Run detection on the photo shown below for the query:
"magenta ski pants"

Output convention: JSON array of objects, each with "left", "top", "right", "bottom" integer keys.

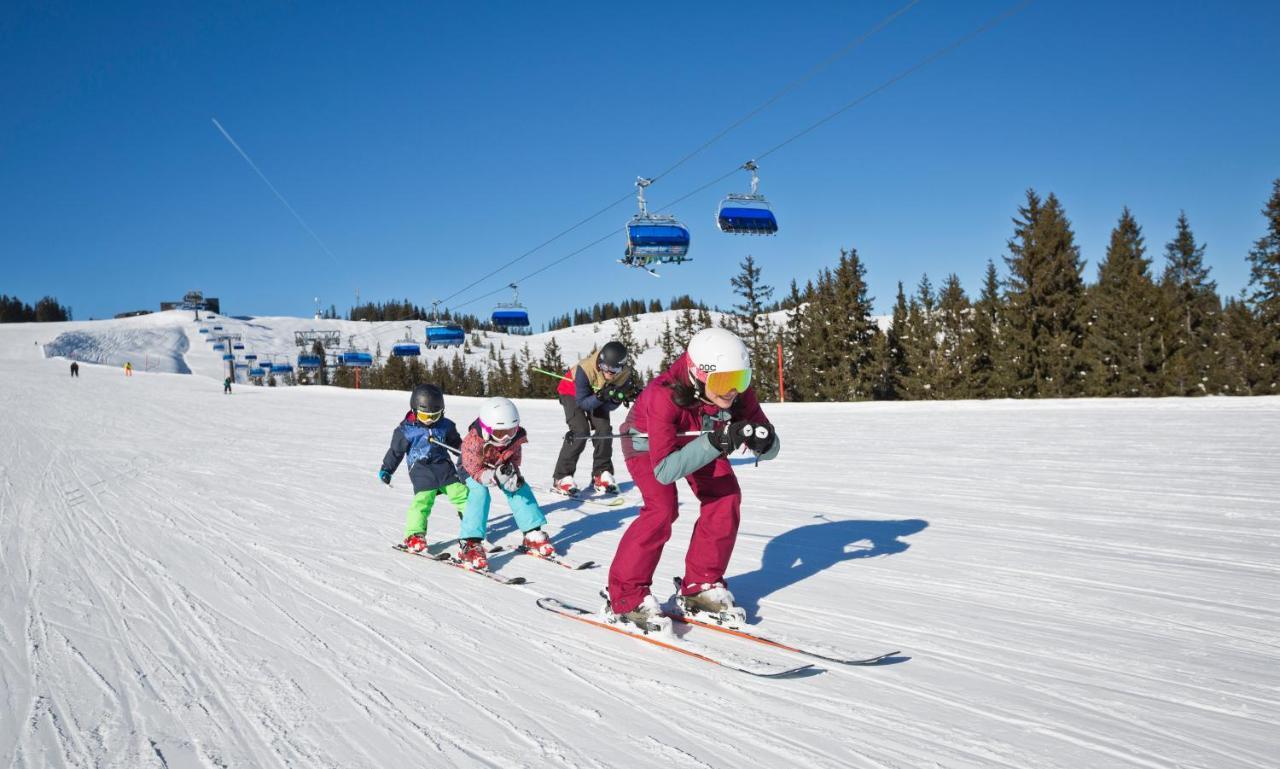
[{"left": 607, "top": 451, "right": 741, "bottom": 614}]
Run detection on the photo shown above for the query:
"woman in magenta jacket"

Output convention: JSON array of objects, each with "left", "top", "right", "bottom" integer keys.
[{"left": 608, "top": 328, "right": 780, "bottom": 631}]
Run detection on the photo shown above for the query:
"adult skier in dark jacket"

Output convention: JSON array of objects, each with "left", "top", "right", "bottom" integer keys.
[
  {"left": 551, "top": 341, "right": 639, "bottom": 496},
  {"left": 607, "top": 328, "right": 780, "bottom": 632},
  {"left": 379, "top": 384, "right": 468, "bottom": 553}
]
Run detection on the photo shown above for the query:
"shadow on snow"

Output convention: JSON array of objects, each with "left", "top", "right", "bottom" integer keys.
[{"left": 728, "top": 516, "right": 929, "bottom": 623}]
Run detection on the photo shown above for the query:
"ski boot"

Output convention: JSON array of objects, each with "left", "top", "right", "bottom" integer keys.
[
  {"left": 592, "top": 471, "right": 620, "bottom": 495},
  {"left": 457, "top": 539, "right": 489, "bottom": 570},
  {"left": 677, "top": 581, "right": 747, "bottom": 628},
  {"left": 604, "top": 592, "right": 671, "bottom": 635},
  {"left": 402, "top": 532, "right": 429, "bottom": 554},
  {"left": 552, "top": 476, "right": 580, "bottom": 497},
  {"left": 521, "top": 528, "right": 556, "bottom": 558}
]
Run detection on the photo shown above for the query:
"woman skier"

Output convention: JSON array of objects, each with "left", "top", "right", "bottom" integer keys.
[{"left": 606, "top": 327, "right": 780, "bottom": 631}]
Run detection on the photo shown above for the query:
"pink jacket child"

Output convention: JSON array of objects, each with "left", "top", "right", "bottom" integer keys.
[
  {"left": 455, "top": 397, "right": 555, "bottom": 570},
  {"left": 607, "top": 328, "right": 780, "bottom": 630}
]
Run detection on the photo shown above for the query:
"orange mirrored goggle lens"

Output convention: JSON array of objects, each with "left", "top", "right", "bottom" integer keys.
[
  {"left": 416, "top": 409, "right": 443, "bottom": 424},
  {"left": 704, "top": 368, "right": 751, "bottom": 396}
]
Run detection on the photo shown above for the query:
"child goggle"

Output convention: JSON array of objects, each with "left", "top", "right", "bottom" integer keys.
[
  {"left": 415, "top": 408, "right": 443, "bottom": 424},
  {"left": 700, "top": 368, "right": 751, "bottom": 396}
]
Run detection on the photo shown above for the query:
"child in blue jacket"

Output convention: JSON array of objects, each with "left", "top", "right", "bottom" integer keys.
[{"left": 379, "top": 384, "right": 468, "bottom": 552}]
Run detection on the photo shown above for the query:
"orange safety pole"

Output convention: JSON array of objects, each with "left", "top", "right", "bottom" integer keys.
[
  {"left": 355, "top": 368, "right": 361, "bottom": 390},
  {"left": 776, "top": 342, "right": 785, "bottom": 403}
]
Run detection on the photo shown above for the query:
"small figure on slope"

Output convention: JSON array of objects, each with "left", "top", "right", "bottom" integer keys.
[
  {"left": 606, "top": 328, "right": 779, "bottom": 632},
  {"left": 224, "top": 376, "right": 233, "bottom": 394},
  {"left": 552, "top": 341, "right": 640, "bottom": 497},
  {"left": 458, "top": 397, "right": 556, "bottom": 569},
  {"left": 379, "top": 384, "right": 469, "bottom": 554}
]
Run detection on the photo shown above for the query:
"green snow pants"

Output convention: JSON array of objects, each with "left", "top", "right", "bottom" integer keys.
[{"left": 404, "top": 482, "right": 470, "bottom": 538}]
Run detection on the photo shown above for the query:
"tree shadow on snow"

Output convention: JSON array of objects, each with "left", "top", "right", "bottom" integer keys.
[{"left": 729, "top": 516, "right": 929, "bottom": 623}]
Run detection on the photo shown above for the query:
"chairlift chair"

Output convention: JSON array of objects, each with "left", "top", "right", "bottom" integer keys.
[
  {"left": 716, "top": 161, "right": 778, "bottom": 235},
  {"left": 391, "top": 326, "right": 421, "bottom": 357},
  {"left": 297, "top": 353, "right": 323, "bottom": 370},
  {"left": 426, "top": 301, "right": 466, "bottom": 348},
  {"left": 491, "top": 284, "right": 530, "bottom": 329},
  {"left": 622, "top": 177, "right": 691, "bottom": 273}
]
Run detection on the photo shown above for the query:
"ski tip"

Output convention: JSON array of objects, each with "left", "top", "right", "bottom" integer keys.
[
  {"left": 842, "top": 651, "right": 904, "bottom": 666},
  {"left": 755, "top": 663, "right": 818, "bottom": 679},
  {"left": 576, "top": 561, "right": 597, "bottom": 570},
  {"left": 506, "top": 577, "right": 529, "bottom": 585}
]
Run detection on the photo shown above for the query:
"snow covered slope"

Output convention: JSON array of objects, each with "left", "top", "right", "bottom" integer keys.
[{"left": 1, "top": 339, "right": 1276, "bottom": 768}]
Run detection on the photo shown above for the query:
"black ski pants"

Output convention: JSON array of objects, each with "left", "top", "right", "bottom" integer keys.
[{"left": 553, "top": 394, "right": 614, "bottom": 479}]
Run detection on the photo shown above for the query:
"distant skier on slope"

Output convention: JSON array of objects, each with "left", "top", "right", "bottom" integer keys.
[
  {"left": 379, "top": 384, "right": 469, "bottom": 554},
  {"left": 124, "top": 361, "right": 133, "bottom": 377},
  {"left": 456, "top": 397, "right": 556, "bottom": 570},
  {"left": 551, "top": 340, "right": 640, "bottom": 497},
  {"left": 606, "top": 327, "right": 779, "bottom": 632},
  {"left": 224, "top": 376, "right": 233, "bottom": 394},
  {"left": 70, "top": 361, "right": 79, "bottom": 378}
]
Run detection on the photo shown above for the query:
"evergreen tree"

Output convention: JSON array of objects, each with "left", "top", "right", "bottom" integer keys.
[
  {"left": 969, "top": 260, "right": 1005, "bottom": 398},
  {"left": 1245, "top": 178, "right": 1280, "bottom": 393},
  {"left": 728, "top": 255, "right": 778, "bottom": 400},
  {"left": 615, "top": 313, "right": 640, "bottom": 357},
  {"left": 803, "top": 248, "right": 880, "bottom": 400},
  {"left": 1086, "top": 207, "right": 1161, "bottom": 396},
  {"left": 1160, "top": 211, "right": 1221, "bottom": 395},
  {"left": 781, "top": 279, "right": 818, "bottom": 401},
  {"left": 1217, "top": 296, "right": 1264, "bottom": 395},
  {"left": 657, "top": 319, "right": 678, "bottom": 371},
  {"left": 1002, "top": 190, "right": 1089, "bottom": 398},
  {"left": 935, "top": 274, "right": 971, "bottom": 398},
  {"left": 879, "top": 282, "right": 910, "bottom": 400},
  {"left": 902, "top": 274, "right": 938, "bottom": 399}
]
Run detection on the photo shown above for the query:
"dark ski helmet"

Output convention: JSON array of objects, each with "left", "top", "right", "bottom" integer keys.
[
  {"left": 410, "top": 384, "right": 445, "bottom": 424},
  {"left": 597, "top": 341, "right": 630, "bottom": 374}
]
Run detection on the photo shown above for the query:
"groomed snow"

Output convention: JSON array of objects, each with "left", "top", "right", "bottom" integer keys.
[{"left": 1, "top": 314, "right": 1277, "bottom": 768}]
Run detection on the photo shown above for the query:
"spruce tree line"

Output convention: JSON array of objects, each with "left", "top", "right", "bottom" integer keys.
[
  {"left": 0, "top": 295, "right": 72, "bottom": 322},
  {"left": 770, "top": 183, "right": 1280, "bottom": 400}
]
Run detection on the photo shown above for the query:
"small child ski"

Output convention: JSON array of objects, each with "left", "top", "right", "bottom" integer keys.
[
  {"left": 457, "top": 397, "right": 556, "bottom": 569},
  {"left": 379, "top": 384, "right": 468, "bottom": 553}
]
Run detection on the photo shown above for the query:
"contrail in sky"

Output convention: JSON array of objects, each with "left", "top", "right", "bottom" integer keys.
[{"left": 211, "top": 117, "right": 340, "bottom": 265}]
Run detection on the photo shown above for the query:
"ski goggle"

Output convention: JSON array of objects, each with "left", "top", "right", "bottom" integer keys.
[
  {"left": 482, "top": 423, "right": 519, "bottom": 444},
  {"left": 699, "top": 368, "right": 751, "bottom": 397},
  {"left": 415, "top": 408, "right": 443, "bottom": 425},
  {"left": 599, "top": 361, "right": 625, "bottom": 375}
]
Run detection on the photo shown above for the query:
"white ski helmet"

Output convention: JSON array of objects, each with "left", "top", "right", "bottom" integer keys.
[
  {"left": 477, "top": 396, "right": 521, "bottom": 444},
  {"left": 686, "top": 327, "right": 752, "bottom": 397}
]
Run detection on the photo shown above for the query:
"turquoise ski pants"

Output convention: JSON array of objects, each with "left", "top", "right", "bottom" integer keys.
[{"left": 459, "top": 476, "right": 547, "bottom": 540}]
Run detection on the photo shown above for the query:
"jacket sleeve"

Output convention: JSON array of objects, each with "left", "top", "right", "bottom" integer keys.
[
  {"left": 445, "top": 423, "right": 463, "bottom": 452},
  {"left": 646, "top": 399, "right": 720, "bottom": 485},
  {"left": 735, "top": 389, "right": 781, "bottom": 462},
  {"left": 574, "top": 367, "right": 607, "bottom": 412},
  {"left": 460, "top": 432, "right": 485, "bottom": 480},
  {"left": 380, "top": 427, "right": 409, "bottom": 475}
]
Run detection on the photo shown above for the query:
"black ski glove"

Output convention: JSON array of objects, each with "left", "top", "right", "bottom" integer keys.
[
  {"left": 378, "top": 469, "right": 392, "bottom": 485},
  {"left": 744, "top": 422, "right": 775, "bottom": 454},
  {"left": 709, "top": 420, "right": 755, "bottom": 455}
]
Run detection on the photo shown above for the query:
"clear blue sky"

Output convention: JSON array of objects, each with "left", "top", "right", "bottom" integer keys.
[{"left": 3, "top": 1, "right": 1278, "bottom": 322}]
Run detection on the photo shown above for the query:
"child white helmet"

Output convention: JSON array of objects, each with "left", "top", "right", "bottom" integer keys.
[
  {"left": 478, "top": 397, "right": 520, "bottom": 445},
  {"left": 686, "top": 327, "right": 752, "bottom": 398}
]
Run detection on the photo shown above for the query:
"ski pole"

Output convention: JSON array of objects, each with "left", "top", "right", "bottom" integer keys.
[
  {"left": 532, "top": 367, "right": 571, "bottom": 382},
  {"left": 429, "top": 437, "right": 463, "bottom": 455},
  {"left": 571, "top": 431, "right": 709, "bottom": 441}
]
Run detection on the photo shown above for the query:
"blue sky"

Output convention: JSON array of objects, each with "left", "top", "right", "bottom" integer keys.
[{"left": 3, "top": 1, "right": 1278, "bottom": 323}]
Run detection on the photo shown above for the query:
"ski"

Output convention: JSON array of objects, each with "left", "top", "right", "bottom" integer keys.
[
  {"left": 516, "top": 547, "right": 596, "bottom": 570},
  {"left": 668, "top": 578, "right": 898, "bottom": 665},
  {"left": 392, "top": 544, "right": 527, "bottom": 585},
  {"left": 545, "top": 486, "right": 628, "bottom": 508},
  {"left": 536, "top": 597, "right": 814, "bottom": 678}
]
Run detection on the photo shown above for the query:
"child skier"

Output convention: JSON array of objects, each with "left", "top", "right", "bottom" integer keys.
[
  {"left": 379, "top": 384, "right": 469, "bottom": 553},
  {"left": 457, "top": 397, "right": 556, "bottom": 569},
  {"left": 607, "top": 327, "right": 780, "bottom": 632},
  {"left": 551, "top": 340, "right": 640, "bottom": 496}
]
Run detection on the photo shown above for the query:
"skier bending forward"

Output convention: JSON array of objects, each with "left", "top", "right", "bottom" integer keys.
[{"left": 607, "top": 327, "right": 779, "bottom": 631}]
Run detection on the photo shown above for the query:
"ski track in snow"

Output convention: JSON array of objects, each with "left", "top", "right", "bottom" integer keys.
[{"left": 2, "top": 312, "right": 1278, "bottom": 768}]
